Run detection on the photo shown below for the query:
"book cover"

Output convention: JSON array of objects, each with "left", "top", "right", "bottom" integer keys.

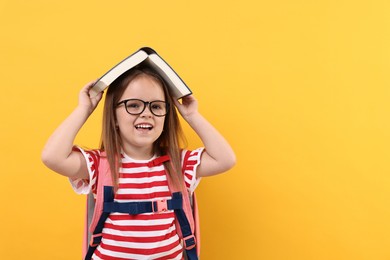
[{"left": 89, "top": 47, "right": 192, "bottom": 99}]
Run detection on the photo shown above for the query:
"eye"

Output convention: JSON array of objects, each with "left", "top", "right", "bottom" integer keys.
[
  {"left": 151, "top": 103, "right": 163, "bottom": 110},
  {"left": 126, "top": 100, "right": 141, "bottom": 108}
]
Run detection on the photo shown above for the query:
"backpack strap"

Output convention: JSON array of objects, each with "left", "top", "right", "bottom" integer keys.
[
  {"left": 82, "top": 189, "right": 95, "bottom": 258},
  {"left": 84, "top": 154, "right": 173, "bottom": 259},
  {"left": 84, "top": 152, "right": 113, "bottom": 260},
  {"left": 84, "top": 153, "right": 199, "bottom": 260},
  {"left": 172, "top": 192, "right": 198, "bottom": 260},
  {"left": 166, "top": 150, "right": 199, "bottom": 260},
  {"left": 85, "top": 186, "right": 114, "bottom": 259},
  {"left": 103, "top": 195, "right": 183, "bottom": 214}
]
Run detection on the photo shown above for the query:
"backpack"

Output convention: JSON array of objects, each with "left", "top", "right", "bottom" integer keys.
[{"left": 82, "top": 151, "right": 200, "bottom": 260}]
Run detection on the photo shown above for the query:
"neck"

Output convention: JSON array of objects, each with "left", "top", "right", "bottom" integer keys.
[{"left": 122, "top": 145, "right": 154, "bottom": 160}]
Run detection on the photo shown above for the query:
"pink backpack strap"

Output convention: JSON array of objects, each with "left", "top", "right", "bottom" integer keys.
[
  {"left": 82, "top": 152, "right": 200, "bottom": 259},
  {"left": 83, "top": 152, "right": 113, "bottom": 260},
  {"left": 166, "top": 150, "right": 200, "bottom": 259},
  {"left": 82, "top": 191, "right": 94, "bottom": 258},
  {"left": 192, "top": 192, "right": 201, "bottom": 256}
]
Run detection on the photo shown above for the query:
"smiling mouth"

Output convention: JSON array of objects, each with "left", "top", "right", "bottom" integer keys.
[{"left": 135, "top": 124, "right": 153, "bottom": 130}]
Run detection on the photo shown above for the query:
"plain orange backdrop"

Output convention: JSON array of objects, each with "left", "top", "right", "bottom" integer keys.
[{"left": 1, "top": 0, "right": 390, "bottom": 259}]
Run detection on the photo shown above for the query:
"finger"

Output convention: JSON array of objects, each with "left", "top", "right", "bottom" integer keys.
[
  {"left": 182, "top": 95, "right": 196, "bottom": 104},
  {"left": 173, "top": 98, "right": 182, "bottom": 107},
  {"left": 82, "top": 80, "right": 98, "bottom": 92},
  {"left": 95, "top": 90, "right": 104, "bottom": 101}
]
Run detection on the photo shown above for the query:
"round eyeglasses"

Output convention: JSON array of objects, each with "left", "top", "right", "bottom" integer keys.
[{"left": 117, "top": 99, "right": 169, "bottom": 117}]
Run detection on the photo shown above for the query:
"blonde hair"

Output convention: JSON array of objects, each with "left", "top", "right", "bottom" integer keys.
[{"left": 100, "top": 67, "right": 186, "bottom": 191}]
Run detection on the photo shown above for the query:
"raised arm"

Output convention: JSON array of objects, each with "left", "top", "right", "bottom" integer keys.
[
  {"left": 174, "top": 95, "right": 236, "bottom": 177},
  {"left": 41, "top": 81, "right": 103, "bottom": 179}
]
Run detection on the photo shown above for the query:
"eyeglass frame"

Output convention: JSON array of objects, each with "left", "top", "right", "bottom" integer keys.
[{"left": 116, "top": 98, "right": 169, "bottom": 117}]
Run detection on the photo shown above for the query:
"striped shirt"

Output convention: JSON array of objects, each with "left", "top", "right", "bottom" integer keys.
[{"left": 70, "top": 148, "right": 203, "bottom": 260}]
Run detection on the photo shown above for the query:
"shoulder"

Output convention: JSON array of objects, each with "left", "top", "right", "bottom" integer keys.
[
  {"left": 73, "top": 147, "right": 103, "bottom": 179},
  {"left": 69, "top": 148, "right": 103, "bottom": 195},
  {"left": 181, "top": 148, "right": 204, "bottom": 192},
  {"left": 181, "top": 148, "right": 205, "bottom": 166},
  {"left": 73, "top": 146, "right": 102, "bottom": 163}
]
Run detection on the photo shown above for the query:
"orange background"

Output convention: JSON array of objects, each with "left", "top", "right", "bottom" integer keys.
[{"left": 1, "top": 0, "right": 390, "bottom": 259}]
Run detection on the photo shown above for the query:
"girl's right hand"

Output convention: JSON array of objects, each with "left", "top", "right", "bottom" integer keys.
[{"left": 78, "top": 80, "right": 103, "bottom": 114}]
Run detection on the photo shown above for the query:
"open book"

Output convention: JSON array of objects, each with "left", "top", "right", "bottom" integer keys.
[{"left": 89, "top": 47, "right": 192, "bottom": 99}]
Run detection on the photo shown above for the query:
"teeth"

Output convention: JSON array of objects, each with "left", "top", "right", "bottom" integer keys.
[{"left": 135, "top": 124, "right": 152, "bottom": 130}]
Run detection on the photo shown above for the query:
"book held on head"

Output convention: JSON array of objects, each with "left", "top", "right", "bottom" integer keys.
[{"left": 89, "top": 47, "right": 192, "bottom": 99}]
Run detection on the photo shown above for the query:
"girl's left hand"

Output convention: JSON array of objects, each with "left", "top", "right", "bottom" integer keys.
[{"left": 173, "top": 95, "right": 198, "bottom": 120}]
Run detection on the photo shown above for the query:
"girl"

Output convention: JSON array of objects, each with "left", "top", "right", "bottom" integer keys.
[{"left": 41, "top": 67, "right": 236, "bottom": 259}]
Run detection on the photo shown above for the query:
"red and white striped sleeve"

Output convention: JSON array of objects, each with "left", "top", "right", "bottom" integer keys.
[
  {"left": 68, "top": 146, "right": 100, "bottom": 195},
  {"left": 181, "top": 148, "right": 204, "bottom": 194}
]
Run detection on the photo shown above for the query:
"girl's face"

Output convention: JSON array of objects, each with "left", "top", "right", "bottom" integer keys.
[{"left": 115, "top": 75, "right": 167, "bottom": 159}]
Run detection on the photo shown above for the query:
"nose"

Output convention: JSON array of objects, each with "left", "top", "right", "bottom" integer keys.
[{"left": 140, "top": 103, "right": 153, "bottom": 117}]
